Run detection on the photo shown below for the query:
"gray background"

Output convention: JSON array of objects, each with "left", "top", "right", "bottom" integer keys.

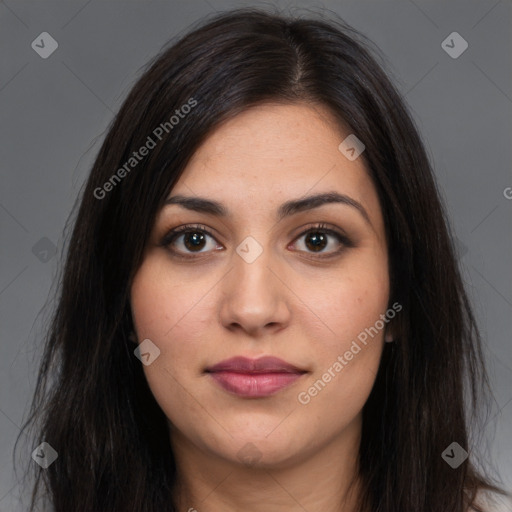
[{"left": 1, "top": 0, "right": 511, "bottom": 509}]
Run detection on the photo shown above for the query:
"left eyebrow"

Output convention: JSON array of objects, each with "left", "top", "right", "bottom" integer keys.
[{"left": 163, "top": 191, "right": 372, "bottom": 227}]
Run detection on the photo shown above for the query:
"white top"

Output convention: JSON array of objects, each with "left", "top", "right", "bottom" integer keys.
[{"left": 469, "top": 489, "right": 512, "bottom": 512}]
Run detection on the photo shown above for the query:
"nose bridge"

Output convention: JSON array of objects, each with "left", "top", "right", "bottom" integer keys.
[
  {"left": 219, "top": 235, "right": 289, "bottom": 333},
  {"left": 231, "top": 236, "right": 277, "bottom": 301}
]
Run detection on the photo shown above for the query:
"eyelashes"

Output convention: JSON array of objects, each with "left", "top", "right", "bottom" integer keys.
[{"left": 158, "top": 222, "right": 354, "bottom": 260}]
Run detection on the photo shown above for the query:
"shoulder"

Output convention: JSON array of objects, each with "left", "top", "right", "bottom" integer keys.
[{"left": 467, "top": 488, "right": 512, "bottom": 512}]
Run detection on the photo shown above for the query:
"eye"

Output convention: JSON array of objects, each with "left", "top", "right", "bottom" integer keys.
[
  {"left": 159, "top": 224, "right": 220, "bottom": 258},
  {"left": 159, "top": 222, "right": 353, "bottom": 260},
  {"left": 290, "top": 223, "right": 353, "bottom": 258}
]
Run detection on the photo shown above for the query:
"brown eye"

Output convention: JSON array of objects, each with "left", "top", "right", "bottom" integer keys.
[
  {"left": 182, "top": 231, "right": 208, "bottom": 252},
  {"left": 292, "top": 223, "right": 353, "bottom": 257},
  {"left": 159, "top": 222, "right": 353, "bottom": 261},
  {"left": 159, "top": 224, "right": 221, "bottom": 258},
  {"left": 304, "top": 231, "right": 329, "bottom": 252}
]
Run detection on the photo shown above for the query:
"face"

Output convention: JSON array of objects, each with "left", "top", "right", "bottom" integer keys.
[{"left": 130, "top": 102, "right": 390, "bottom": 470}]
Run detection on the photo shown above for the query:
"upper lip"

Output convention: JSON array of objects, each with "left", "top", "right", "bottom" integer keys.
[{"left": 205, "top": 356, "right": 307, "bottom": 374}]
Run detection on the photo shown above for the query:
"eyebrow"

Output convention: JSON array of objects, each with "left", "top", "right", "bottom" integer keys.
[{"left": 163, "top": 191, "right": 372, "bottom": 226}]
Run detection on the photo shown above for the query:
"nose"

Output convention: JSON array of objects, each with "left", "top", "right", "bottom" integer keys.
[{"left": 218, "top": 245, "right": 291, "bottom": 337}]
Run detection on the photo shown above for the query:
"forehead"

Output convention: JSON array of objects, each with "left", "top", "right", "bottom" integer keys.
[
  {"left": 183, "top": 102, "right": 360, "bottom": 178},
  {"left": 167, "top": 102, "right": 383, "bottom": 231}
]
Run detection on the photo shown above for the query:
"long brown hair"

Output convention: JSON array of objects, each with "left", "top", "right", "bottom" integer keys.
[{"left": 17, "top": 7, "right": 505, "bottom": 511}]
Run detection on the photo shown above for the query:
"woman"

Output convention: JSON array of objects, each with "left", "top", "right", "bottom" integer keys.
[{"left": 17, "top": 7, "right": 510, "bottom": 512}]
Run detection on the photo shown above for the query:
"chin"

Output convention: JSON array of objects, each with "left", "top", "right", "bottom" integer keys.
[{"left": 225, "top": 433, "right": 307, "bottom": 470}]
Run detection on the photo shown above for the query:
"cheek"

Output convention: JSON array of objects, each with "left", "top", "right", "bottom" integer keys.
[
  {"left": 130, "top": 255, "right": 210, "bottom": 344},
  {"left": 130, "top": 258, "right": 213, "bottom": 425},
  {"left": 302, "top": 263, "right": 389, "bottom": 355},
  {"left": 294, "top": 258, "right": 389, "bottom": 411}
]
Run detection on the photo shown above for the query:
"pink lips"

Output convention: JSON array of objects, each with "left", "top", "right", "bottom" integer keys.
[{"left": 205, "top": 356, "right": 307, "bottom": 398}]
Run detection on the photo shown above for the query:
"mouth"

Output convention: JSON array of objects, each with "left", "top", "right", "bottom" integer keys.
[{"left": 204, "top": 356, "right": 308, "bottom": 398}]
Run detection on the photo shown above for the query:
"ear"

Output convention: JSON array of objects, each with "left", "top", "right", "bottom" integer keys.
[
  {"left": 384, "top": 320, "right": 395, "bottom": 342},
  {"left": 384, "top": 302, "right": 402, "bottom": 343}
]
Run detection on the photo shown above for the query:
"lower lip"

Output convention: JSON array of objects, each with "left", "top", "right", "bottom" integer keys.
[{"left": 207, "top": 371, "right": 305, "bottom": 398}]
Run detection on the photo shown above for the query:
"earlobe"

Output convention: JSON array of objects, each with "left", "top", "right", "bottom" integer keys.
[{"left": 384, "top": 331, "right": 394, "bottom": 343}]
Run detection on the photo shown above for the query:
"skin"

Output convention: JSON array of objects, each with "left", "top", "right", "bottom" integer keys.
[{"left": 130, "top": 102, "right": 392, "bottom": 512}]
